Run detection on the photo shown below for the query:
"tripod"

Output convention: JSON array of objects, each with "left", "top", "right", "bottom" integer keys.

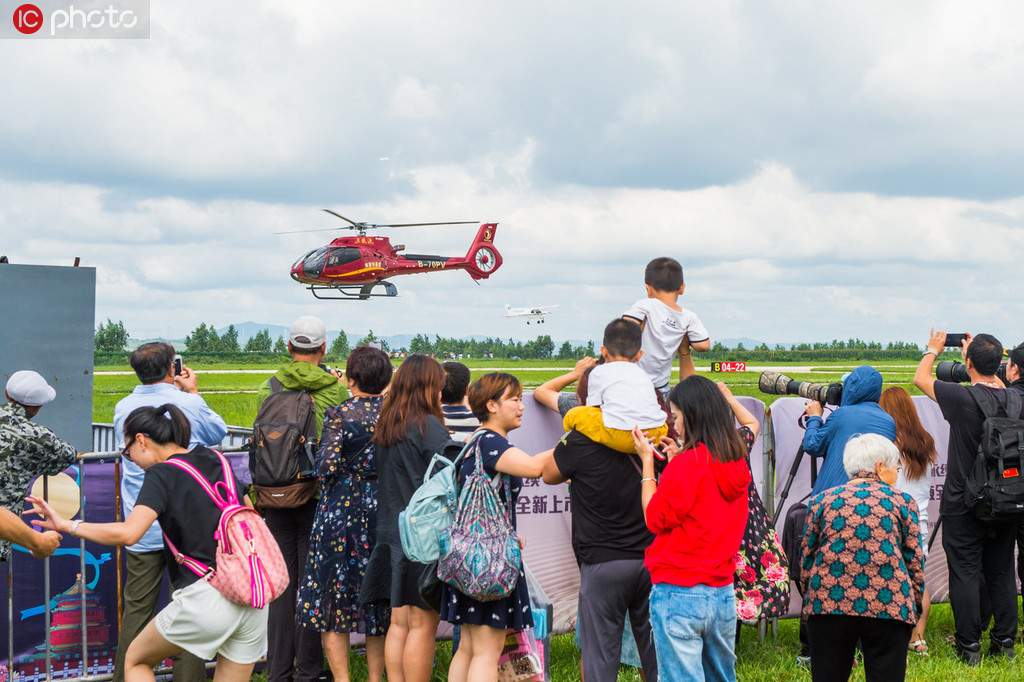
[{"left": 771, "top": 445, "right": 818, "bottom": 527}]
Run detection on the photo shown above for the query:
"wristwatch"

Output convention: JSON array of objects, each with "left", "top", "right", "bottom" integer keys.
[{"left": 922, "top": 349, "right": 938, "bottom": 358}]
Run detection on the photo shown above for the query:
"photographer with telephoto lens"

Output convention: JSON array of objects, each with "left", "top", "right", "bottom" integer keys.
[
  {"left": 915, "top": 331, "right": 1018, "bottom": 665},
  {"left": 800, "top": 366, "right": 896, "bottom": 497}
]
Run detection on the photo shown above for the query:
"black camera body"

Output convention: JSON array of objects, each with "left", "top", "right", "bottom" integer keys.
[
  {"left": 936, "top": 360, "right": 1008, "bottom": 385},
  {"left": 759, "top": 371, "right": 843, "bottom": 405}
]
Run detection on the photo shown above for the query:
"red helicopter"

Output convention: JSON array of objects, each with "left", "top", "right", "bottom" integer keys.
[{"left": 280, "top": 210, "right": 503, "bottom": 299}]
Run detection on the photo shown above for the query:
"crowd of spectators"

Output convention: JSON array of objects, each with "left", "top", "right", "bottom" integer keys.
[{"left": 5, "top": 256, "right": 1024, "bottom": 682}]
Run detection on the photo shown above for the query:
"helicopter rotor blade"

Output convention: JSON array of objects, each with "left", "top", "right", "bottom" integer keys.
[
  {"left": 276, "top": 219, "right": 478, "bottom": 235},
  {"left": 273, "top": 226, "right": 345, "bottom": 235},
  {"left": 322, "top": 209, "right": 361, "bottom": 226},
  {"left": 368, "top": 221, "right": 479, "bottom": 228}
]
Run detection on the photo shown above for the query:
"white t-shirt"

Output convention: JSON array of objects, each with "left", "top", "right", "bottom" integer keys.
[
  {"left": 896, "top": 468, "right": 930, "bottom": 532},
  {"left": 585, "top": 361, "right": 666, "bottom": 430},
  {"left": 623, "top": 298, "right": 709, "bottom": 389}
]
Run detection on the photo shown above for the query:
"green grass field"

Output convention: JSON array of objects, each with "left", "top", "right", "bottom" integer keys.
[
  {"left": 92, "top": 360, "right": 926, "bottom": 425},
  {"left": 95, "top": 359, "right": 981, "bottom": 681},
  {"left": 314, "top": 602, "right": 1024, "bottom": 682}
]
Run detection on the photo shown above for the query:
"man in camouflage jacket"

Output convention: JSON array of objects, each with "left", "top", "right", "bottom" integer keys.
[{"left": 0, "top": 371, "right": 77, "bottom": 560}]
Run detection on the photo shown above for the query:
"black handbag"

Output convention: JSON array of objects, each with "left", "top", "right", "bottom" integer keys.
[
  {"left": 417, "top": 560, "right": 443, "bottom": 611},
  {"left": 781, "top": 501, "right": 809, "bottom": 592}
]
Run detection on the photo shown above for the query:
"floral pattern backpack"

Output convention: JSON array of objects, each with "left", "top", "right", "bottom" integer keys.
[{"left": 436, "top": 438, "right": 522, "bottom": 602}]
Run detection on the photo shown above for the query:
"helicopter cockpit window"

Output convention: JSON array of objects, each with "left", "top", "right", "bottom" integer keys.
[
  {"left": 302, "top": 247, "right": 330, "bottom": 276},
  {"left": 293, "top": 250, "right": 316, "bottom": 270},
  {"left": 326, "top": 247, "right": 361, "bottom": 267}
]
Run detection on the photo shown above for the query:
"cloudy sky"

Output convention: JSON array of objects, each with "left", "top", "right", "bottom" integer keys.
[{"left": 2, "top": 1, "right": 1023, "bottom": 345}]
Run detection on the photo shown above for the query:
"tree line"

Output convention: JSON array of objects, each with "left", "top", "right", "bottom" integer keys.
[
  {"left": 408, "top": 334, "right": 595, "bottom": 360},
  {"left": 96, "top": 320, "right": 936, "bottom": 362},
  {"left": 95, "top": 320, "right": 353, "bottom": 362}
]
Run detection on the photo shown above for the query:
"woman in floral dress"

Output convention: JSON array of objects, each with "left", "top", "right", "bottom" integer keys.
[
  {"left": 297, "top": 346, "right": 394, "bottom": 682},
  {"left": 718, "top": 384, "right": 791, "bottom": 626}
]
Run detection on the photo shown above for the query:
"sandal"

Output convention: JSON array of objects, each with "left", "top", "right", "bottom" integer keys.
[{"left": 909, "top": 639, "right": 929, "bottom": 656}]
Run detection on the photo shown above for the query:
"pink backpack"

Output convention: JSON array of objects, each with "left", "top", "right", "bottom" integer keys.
[{"left": 162, "top": 450, "right": 289, "bottom": 609}]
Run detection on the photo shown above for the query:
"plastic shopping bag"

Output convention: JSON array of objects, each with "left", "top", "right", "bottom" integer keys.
[
  {"left": 524, "top": 566, "right": 553, "bottom": 640},
  {"left": 497, "top": 629, "right": 544, "bottom": 682},
  {"left": 513, "top": 565, "right": 553, "bottom": 681}
]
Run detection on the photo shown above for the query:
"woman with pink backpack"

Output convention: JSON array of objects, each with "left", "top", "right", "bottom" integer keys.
[{"left": 28, "top": 404, "right": 285, "bottom": 682}]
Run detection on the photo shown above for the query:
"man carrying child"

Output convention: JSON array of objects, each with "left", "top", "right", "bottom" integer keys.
[
  {"left": 563, "top": 319, "right": 668, "bottom": 452},
  {"left": 543, "top": 319, "right": 661, "bottom": 682}
]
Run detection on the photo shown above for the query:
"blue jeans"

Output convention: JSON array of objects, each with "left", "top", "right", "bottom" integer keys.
[{"left": 649, "top": 583, "right": 736, "bottom": 682}]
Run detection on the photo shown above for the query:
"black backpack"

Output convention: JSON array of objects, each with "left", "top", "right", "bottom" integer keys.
[
  {"left": 781, "top": 500, "right": 810, "bottom": 592},
  {"left": 963, "top": 386, "right": 1024, "bottom": 523},
  {"left": 249, "top": 377, "right": 319, "bottom": 509}
]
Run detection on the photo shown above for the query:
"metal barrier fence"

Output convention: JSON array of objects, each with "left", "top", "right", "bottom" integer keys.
[
  {"left": 91, "top": 424, "right": 253, "bottom": 453},
  {"left": 6, "top": 446, "right": 248, "bottom": 682}
]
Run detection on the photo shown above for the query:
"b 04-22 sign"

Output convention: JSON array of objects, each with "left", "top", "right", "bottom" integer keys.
[{"left": 711, "top": 361, "right": 747, "bottom": 373}]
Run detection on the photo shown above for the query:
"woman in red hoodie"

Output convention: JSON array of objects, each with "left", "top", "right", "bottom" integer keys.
[{"left": 632, "top": 376, "right": 751, "bottom": 682}]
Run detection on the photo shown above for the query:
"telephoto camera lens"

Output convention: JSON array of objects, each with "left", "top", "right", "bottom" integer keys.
[
  {"left": 935, "top": 361, "right": 969, "bottom": 383},
  {"left": 758, "top": 371, "right": 843, "bottom": 405},
  {"left": 936, "top": 360, "right": 1008, "bottom": 384},
  {"left": 758, "top": 371, "right": 798, "bottom": 395}
]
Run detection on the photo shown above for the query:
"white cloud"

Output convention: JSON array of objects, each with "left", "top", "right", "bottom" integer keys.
[
  {"left": 2, "top": 152, "right": 1023, "bottom": 346},
  {"left": 389, "top": 77, "right": 443, "bottom": 120},
  {"left": 3, "top": 2, "right": 1024, "bottom": 347},
  {"left": 4, "top": 2, "right": 1024, "bottom": 200}
]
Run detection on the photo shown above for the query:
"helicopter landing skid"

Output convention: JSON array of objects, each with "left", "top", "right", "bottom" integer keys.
[{"left": 309, "top": 281, "right": 399, "bottom": 300}]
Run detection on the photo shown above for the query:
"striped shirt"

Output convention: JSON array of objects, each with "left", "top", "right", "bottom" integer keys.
[{"left": 443, "top": 404, "right": 480, "bottom": 442}]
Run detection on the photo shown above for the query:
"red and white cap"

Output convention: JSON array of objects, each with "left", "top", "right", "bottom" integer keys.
[{"left": 5, "top": 370, "right": 57, "bottom": 407}]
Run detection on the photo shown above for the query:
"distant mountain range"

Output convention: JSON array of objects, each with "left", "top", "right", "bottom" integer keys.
[{"left": 128, "top": 321, "right": 600, "bottom": 352}]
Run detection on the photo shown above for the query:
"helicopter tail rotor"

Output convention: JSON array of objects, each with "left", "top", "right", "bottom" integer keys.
[{"left": 463, "top": 223, "right": 502, "bottom": 280}]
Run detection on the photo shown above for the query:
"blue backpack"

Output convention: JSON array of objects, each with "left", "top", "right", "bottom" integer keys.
[{"left": 399, "top": 434, "right": 481, "bottom": 563}]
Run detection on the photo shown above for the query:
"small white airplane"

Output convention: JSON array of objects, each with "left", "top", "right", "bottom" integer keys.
[{"left": 504, "top": 304, "right": 558, "bottom": 324}]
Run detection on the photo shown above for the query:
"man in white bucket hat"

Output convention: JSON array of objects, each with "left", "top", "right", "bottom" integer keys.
[{"left": 0, "top": 370, "right": 76, "bottom": 559}]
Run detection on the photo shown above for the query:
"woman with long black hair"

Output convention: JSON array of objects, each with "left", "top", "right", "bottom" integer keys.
[{"left": 632, "top": 375, "right": 751, "bottom": 682}]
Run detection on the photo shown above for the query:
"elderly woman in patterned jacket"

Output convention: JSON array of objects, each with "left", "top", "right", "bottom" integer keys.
[{"left": 800, "top": 433, "right": 925, "bottom": 682}]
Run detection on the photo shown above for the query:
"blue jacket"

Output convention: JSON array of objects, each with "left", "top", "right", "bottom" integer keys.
[{"left": 801, "top": 366, "right": 896, "bottom": 496}]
